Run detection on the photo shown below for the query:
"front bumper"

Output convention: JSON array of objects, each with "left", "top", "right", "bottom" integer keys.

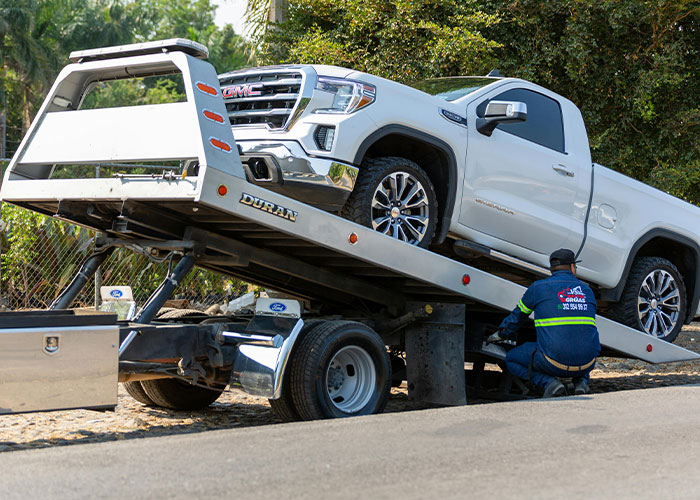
[{"left": 237, "top": 140, "right": 358, "bottom": 212}]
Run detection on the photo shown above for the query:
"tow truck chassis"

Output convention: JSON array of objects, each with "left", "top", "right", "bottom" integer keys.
[{"left": 1, "top": 39, "right": 698, "bottom": 417}]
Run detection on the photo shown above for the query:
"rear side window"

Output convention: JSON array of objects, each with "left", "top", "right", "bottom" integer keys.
[{"left": 476, "top": 88, "right": 565, "bottom": 153}]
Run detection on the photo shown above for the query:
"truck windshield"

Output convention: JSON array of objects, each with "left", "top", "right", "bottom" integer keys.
[{"left": 410, "top": 77, "right": 499, "bottom": 102}]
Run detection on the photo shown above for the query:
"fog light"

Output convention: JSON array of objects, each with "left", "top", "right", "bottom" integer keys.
[{"left": 314, "top": 126, "right": 336, "bottom": 151}]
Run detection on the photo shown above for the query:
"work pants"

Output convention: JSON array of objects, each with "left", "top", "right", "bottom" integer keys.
[{"left": 505, "top": 341, "right": 595, "bottom": 389}]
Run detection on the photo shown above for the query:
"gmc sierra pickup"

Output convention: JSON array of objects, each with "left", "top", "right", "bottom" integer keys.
[{"left": 218, "top": 65, "right": 696, "bottom": 343}]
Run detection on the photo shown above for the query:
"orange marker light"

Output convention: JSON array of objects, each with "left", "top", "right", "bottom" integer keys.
[
  {"left": 348, "top": 232, "right": 358, "bottom": 244},
  {"left": 196, "top": 82, "right": 217, "bottom": 96},
  {"left": 203, "top": 110, "right": 225, "bottom": 123},
  {"left": 217, "top": 185, "right": 228, "bottom": 196},
  {"left": 462, "top": 274, "right": 471, "bottom": 285},
  {"left": 210, "top": 138, "right": 232, "bottom": 152}
]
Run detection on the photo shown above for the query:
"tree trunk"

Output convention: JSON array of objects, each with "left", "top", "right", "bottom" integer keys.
[
  {"left": 21, "top": 81, "right": 32, "bottom": 133},
  {"left": 269, "top": 0, "right": 286, "bottom": 24}
]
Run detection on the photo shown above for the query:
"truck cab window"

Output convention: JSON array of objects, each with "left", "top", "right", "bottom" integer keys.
[{"left": 477, "top": 88, "right": 565, "bottom": 153}]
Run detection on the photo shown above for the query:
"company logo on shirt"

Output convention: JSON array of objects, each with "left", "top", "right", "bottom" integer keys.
[
  {"left": 557, "top": 286, "right": 588, "bottom": 311},
  {"left": 558, "top": 286, "right": 585, "bottom": 303}
]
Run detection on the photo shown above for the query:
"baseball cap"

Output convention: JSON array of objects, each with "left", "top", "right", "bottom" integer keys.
[{"left": 549, "top": 248, "right": 581, "bottom": 267}]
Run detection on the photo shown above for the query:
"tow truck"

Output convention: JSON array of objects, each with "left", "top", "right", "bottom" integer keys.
[{"left": 1, "top": 39, "right": 697, "bottom": 419}]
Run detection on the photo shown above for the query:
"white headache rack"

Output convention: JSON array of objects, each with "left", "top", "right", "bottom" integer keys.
[{"left": 2, "top": 39, "right": 698, "bottom": 365}]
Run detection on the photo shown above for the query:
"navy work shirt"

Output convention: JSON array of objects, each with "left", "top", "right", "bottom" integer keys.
[{"left": 498, "top": 270, "right": 601, "bottom": 366}]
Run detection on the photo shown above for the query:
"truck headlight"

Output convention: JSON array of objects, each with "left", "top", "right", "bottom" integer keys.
[{"left": 314, "top": 77, "right": 376, "bottom": 114}]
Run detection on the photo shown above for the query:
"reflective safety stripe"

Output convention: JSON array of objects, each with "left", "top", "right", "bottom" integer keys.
[
  {"left": 534, "top": 316, "right": 596, "bottom": 327},
  {"left": 517, "top": 300, "right": 532, "bottom": 314}
]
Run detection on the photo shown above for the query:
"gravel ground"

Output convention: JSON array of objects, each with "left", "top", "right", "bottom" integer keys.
[{"left": 1, "top": 325, "right": 699, "bottom": 453}]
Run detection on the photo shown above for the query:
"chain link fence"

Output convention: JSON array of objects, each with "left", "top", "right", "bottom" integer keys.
[{"left": 0, "top": 203, "right": 249, "bottom": 312}]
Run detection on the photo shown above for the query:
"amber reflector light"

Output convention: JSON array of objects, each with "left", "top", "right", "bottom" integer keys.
[
  {"left": 203, "top": 110, "right": 224, "bottom": 123},
  {"left": 196, "top": 82, "right": 217, "bottom": 96},
  {"left": 210, "top": 138, "right": 231, "bottom": 152}
]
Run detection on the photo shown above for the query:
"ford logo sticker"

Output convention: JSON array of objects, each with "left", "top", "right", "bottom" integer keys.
[
  {"left": 110, "top": 289, "right": 123, "bottom": 298},
  {"left": 269, "top": 302, "right": 287, "bottom": 312}
]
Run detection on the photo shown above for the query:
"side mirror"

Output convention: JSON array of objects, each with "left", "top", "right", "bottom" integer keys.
[{"left": 476, "top": 100, "right": 527, "bottom": 137}]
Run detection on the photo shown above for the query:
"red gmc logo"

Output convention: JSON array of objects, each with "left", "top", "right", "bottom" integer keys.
[{"left": 222, "top": 83, "right": 263, "bottom": 98}]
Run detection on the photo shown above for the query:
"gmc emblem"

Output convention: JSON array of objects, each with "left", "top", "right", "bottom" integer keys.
[{"left": 222, "top": 83, "right": 263, "bottom": 98}]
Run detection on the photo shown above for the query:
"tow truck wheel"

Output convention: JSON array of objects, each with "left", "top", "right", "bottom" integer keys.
[
  {"left": 268, "top": 319, "right": 323, "bottom": 422},
  {"left": 140, "top": 378, "right": 224, "bottom": 410},
  {"left": 123, "top": 381, "right": 156, "bottom": 406},
  {"left": 290, "top": 320, "right": 391, "bottom": 420},
  {"left": 613, "top": 256, "right": 687, "bottom": 343},
  {"left": 342, "top": 157, "right": 438, "bottom": 248}
]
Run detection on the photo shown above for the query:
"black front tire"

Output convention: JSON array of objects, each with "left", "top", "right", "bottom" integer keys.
[
  {"left": 342, "top": 157, "right": 438, "bottom": 248},
  {"left": 290, "top": 320, "right": 391, "bottom": 420},
  {"left": 611, "top": 256, "right": 686, "bottom": 343}
]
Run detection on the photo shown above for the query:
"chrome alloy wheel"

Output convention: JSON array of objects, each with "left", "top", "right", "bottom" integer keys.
[
  {"left": 637, "top": 269, "right": 681, "bottom": 338},
  {"left": 325, "top": 346, "right": 376, "bottom": 413},
  {"left": 371, "top": 172, "right": 430, "bottom": 245}
]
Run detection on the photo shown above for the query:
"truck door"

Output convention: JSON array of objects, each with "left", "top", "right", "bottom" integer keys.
[{"left": 459, "top": 85, "right": 588, "bottom": 255}]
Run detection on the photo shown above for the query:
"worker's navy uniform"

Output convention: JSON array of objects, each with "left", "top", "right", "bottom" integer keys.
[{"left": 498, "top": 270, "right": 601, "bottom": 389}]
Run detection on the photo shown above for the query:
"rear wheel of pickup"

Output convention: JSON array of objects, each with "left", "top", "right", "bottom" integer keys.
[
  {"left": 342, "top": 157, "right": 438, "bottom": 248},
  {"left": 613, "top": 257, "right": 686, "bottom": 342},
  {"left": 289, "top": 320, "right": 391, "bottom": 420},
  {"left": 140, "top": 378, "right": 225, "bottom": 410}
]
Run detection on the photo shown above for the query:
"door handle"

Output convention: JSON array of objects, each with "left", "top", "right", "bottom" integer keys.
[{"left": 552, "top": 164, "right": 575, "bottom": 177}]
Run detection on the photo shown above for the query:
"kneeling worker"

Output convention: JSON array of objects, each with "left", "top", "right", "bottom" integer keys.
[{"left": 488, "top": 249, "right": 601, "bottom": 397}]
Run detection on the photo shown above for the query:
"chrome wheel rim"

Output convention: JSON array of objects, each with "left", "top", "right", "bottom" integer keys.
[
  {"left": 325, "top": 346, "right": 376, "bottom": 413},
  {"left": 637, "top": 269, "right": 680, "bottom": 338},
  {"left": 371, "top": 171, "right": 430, "bottom": 245}
]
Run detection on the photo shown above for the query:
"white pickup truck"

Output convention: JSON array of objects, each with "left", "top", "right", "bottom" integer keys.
[{"left": 220, "top": 65, "right": 698, "bottom": 343}]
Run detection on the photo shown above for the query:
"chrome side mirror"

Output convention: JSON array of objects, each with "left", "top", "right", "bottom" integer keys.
[{"left": 476, "top": 100, "right": 527, "bottom": 137}]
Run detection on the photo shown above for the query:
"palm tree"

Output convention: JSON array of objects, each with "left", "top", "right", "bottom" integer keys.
[{"left": 0, "top": 0, "right": 54, "bottom": 132}]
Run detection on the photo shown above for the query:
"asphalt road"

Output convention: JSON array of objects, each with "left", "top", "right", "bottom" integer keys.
[{"left": 1, "top": 385, "right": 699, "bottom": 499}]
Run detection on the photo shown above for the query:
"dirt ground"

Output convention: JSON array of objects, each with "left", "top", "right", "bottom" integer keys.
[{"left": 1, "top": 325, "right": 699, "bottom": 453}]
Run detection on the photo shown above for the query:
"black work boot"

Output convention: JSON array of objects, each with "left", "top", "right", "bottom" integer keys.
[
  {"left": 574, "top": 379, "right": 590, "bottom": 395},
  {"left": 542, "top": 379, "right": 566, "bottom": 398}
]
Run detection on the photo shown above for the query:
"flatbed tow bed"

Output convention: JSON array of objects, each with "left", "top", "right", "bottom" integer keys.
[{"left": 1, "top": 39, "right": 697, "bottom": 417}]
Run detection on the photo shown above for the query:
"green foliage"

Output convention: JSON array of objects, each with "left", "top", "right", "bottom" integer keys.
[
  {"left": 81, "top": 77, "right": 186, "bottom": 110},
  {"left": 0, "top": 203, "right": 93, "bottom": 307},
  {"left": 259, "top": 0, "right": 501, "bottom": 82}
]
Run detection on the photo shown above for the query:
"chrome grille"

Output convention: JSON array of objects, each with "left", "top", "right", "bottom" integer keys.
[{"left": 218, "top": 71, "right": 303, "bottom": 129}]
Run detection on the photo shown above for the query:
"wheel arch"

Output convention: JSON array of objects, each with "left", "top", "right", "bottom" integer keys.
[
  {"left": 353, "top": 125, "right": 458, "bottom": 244},
  {"left": 602, "top": 228, "right": 700, "bottom": 323}
]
